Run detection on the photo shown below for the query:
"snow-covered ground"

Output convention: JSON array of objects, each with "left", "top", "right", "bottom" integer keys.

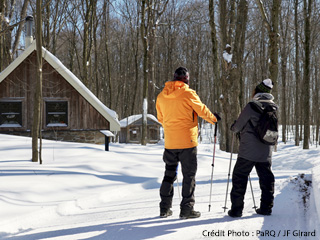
[{"left": 0, "top": 133, "right": 319, "bottom": 240}]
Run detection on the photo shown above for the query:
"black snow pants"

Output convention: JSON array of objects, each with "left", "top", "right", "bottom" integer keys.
[
  {"left": 230, "top": 157, "right": 275, "bottom": 213},
  {"left": 159, "top": 147, "right": 197, "bottom": 211}
]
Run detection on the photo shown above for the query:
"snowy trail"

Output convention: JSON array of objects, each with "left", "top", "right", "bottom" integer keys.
[
  {"left": 1, "top": 175, "right": 314, "bottom": 240},
  {"left": 0, "top": 134, "right": 319, "bottom": 240}
]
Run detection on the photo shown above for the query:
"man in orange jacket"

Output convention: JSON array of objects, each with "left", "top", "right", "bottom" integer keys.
[{"left": 156, "top": 66, "right": 220, "bottom": 219}]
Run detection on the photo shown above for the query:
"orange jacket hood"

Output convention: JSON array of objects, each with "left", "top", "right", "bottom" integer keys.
[{"left": 161, "top": 81, "right": 187, "bottom": 98}]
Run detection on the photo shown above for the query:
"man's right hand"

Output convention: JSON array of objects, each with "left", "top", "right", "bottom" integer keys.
[{"left": 213, "top": 112, "right": 221, "bottom": 122}]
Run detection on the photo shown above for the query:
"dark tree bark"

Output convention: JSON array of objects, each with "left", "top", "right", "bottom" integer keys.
[
  {"left": 32, "top": 0, "right": 43, "bottom": 163},
  {"left": 303, "top": 0, "right": 312, "bottom": 149}
]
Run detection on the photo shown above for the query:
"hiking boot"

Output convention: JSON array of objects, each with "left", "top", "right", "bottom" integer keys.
[
  {"left": 160, "top": 208, "right": 172, "bottom": 218},
  {"left": 256, "top": 208, "right": 272, "bottom": 216},
  {"left": 228, "top": 209, "right": 242, "bottom": 218},
  {"left": 179, "top": 209, "right": 201, "bottom": 219}
]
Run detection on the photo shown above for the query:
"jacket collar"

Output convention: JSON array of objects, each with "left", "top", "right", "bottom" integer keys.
[{"left": 253, "top": 93, "right": 274, "bottom": 103}]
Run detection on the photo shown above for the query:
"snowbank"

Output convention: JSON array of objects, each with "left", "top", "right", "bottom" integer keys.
[{"left": 312, "top": 162, "right": 320, "bottom": 220}]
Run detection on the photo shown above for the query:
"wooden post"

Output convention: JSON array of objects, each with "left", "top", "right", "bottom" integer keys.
[
  {"left": 105, "top": 136, "right": 109, "bottom": 151},
  {"left": 100, "top": 130, "right": 115, "bottom": 152}
]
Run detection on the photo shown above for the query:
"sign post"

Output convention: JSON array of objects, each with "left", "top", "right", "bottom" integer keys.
[{"left": 100, "top": 130, "right": 115, "bottom": 151}]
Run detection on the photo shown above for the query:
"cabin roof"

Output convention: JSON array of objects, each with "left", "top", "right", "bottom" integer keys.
[{"left": 0, "top": 41, "right": 120, "bottom": 131}]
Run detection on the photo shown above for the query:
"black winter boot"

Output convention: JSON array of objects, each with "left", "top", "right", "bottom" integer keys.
[
  {"left": 256, "top": 208, "right": 272, "bottom": 216},
  {"left": 179, "top": 208, "right": 201, "bottom": 219},
  {"left": 160, "top": 208, "right": 173, "bottom": 218},
  {"left": 228, "top": 209, "right": 242, "bottom": 218}
]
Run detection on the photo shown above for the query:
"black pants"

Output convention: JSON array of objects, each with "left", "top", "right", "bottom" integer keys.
[
  {"left": 159, "top": 147, "right": 197, "bottom": 210},
  {"left": 230, "top": 157, "right": 275, "bottom": 213}
]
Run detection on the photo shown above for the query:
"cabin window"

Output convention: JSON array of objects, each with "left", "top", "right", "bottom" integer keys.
[
  {"left": 0, "top": 101, "right": 22, "bottom": 127},
  {"left": 46, "top": 101, "right": 68, "bottom": 127},
  {"left": 129, "top": 127, "right": 139, "bottom": 142},
  {"left": 148, "top": 126, "right": 159, "bottom": 141}
]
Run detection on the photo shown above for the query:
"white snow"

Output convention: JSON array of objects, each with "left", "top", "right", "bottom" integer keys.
[
  {"left": 119, "top": 114, "right": 160, "bottom": 127},
  {"left": 223, "top": 51, "right": 232, "bottom": 63},
  {"left": 0, "top": 124, "right": 21, "bottom": 127},
  {"left": 143, "top": 98, "right": 148, "bottom": 124},
  {"left": 312, "top": 164, "right": 320, "bottom": 220},
  {"left": 47, "top": 123, "right": 67, "bottom": 127},
  {"left": 0, "top": 131, "right": 319, "bottom": 240}
]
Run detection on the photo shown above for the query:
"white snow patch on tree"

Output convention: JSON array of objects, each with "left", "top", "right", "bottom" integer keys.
[{"left": 223, "top": 51, "right": 232, "bottom": 63}]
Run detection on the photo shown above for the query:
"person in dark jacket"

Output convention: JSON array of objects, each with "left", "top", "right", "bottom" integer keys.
[{"left": 228, "top": 79, "right": 277, "bottom": 217}]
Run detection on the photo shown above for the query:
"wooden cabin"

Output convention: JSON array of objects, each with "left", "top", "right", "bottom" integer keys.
[
  {"left": 0, "top": 40, "right": 120, "bottom": 144},
  {"left": 119, "top": 114, "right": 161, "bottom": 144}
]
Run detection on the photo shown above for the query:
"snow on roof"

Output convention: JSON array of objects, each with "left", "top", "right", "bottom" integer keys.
[
  {"left": 120, "top": 114, "right": 160, "bottom": 128},
  {"left": 0, "top": 41, "right": 120, "bottom": 131}
]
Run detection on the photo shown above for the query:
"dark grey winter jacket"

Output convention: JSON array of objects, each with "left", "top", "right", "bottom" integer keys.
[{"left": 231, "top": 93, "right": 277, "bottom": 162}]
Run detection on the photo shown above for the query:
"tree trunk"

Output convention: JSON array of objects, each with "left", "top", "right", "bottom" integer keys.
[
  {"left": 217, "top": 0, "right": 248, "bottom": 153},
  {"left": 303, "top": 0, "right": 312, "bottom": 149},
  {"left": 82, "top": 0, "right": 95, "bottom": 87},
  {"left": 103, "top": 1, "right": 113, "bottom": 109},
  {"left": 140, "top": 0, "right": 168, "bottom": 145},
  {"left": 11, "top": 0, "right": 29, "bottom": 55},
  {"left": 256, "top": 0, "right": 280, "bottom": 97},
  {"left": 140, "top": 0, "right": 148, "bottom": 145},
  {"left": 32, "top": 0, "right": 43, "bottom": 163},
  {"left": 209, "top": 0, "right": 221, "bottom": 112},
  {"left": 294, "top": 0, "right": 300, "bottom": 146},
  {"left": 280, "top": 7, "right": 290, "bottom": 144}
]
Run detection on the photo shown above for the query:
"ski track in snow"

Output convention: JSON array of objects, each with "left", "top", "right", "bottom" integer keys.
[{"left": 0, "top": 134, "right": 319, "bottom": 240}]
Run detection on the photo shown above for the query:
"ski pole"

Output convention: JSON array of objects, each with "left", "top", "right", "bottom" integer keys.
[
  {"left": 208, "top": 123, "right": 218, "bottom": 212},
  {"left": 176, "top": 164, "right": 181, "bottom": 202},
  {"left": 223, "top": 132, "right": 235, "bottom": 212},
  {"left": 248, "top": 174, "right": 257, "bottom": 210}
]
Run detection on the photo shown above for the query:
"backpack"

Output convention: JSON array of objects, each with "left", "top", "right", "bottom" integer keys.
[{"left": 249, "top": 101, "right": 278, "bottom": 145}]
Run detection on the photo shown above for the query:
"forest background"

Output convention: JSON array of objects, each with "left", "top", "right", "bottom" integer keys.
[{"left": 0, "top": 0, "right": 319, "bottom": 152}]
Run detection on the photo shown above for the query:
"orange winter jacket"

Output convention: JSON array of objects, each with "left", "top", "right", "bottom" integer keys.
[{"left": 156, "top": 81, "right": 217, "bottom": 149}]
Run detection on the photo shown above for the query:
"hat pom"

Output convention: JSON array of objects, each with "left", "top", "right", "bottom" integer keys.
[
  {"left": 256, "top": 79, "right": 273, "bottom": 93},
  {"left": 262, "top": 79, "right": 273, "bottom": 89}
]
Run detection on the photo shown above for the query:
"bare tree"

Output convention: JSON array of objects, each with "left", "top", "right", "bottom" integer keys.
[
  {"left": 32, "top": 0, "right": 43, "bottom": 163},
  {"left": 140, "top": 0, "right": 168, "bottom": 145},
  {"left": 82, "top": 0, "right": 96, "bottom": 87},
  {"left": 0, "top": 0, "right": 29, "bottom": 69},
  {"left": 294, "top": 0, "right": 300, "bottom": 146},
  {"left": 279, "top": 2, "right": 292, "bottom": 143},
  {"left": 209, "top": 0, "right": 220, "bottom": 108},
  {"left": 303, "top": 0, "right": 312, "bottom": 149},
  {"left": 256, "top": 0, "right": 281, "bottom": 97},
  {"left": 216, "top": 0, "right": 248, "bottom": 152},
  {"left": 11, "top": 0, "right": 29, "bottom": 55}
]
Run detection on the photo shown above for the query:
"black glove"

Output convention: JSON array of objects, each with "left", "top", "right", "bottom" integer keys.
[
  {"left": 230, "top": 120, "right": 236, "bottom": 130},
  {"left": 213, "top": 112, "right": 221, "bottom": 122},
  {"left": 236, "top": 132, "right": 241, "bottom": 140}
]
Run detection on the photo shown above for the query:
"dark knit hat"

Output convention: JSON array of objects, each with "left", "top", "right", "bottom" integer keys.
[
  {"left": 256, "top": 79, "right": 273, "bottom": 93},
  {"left": 173, "top": 67, "right": 189, "bottom": 85}
]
